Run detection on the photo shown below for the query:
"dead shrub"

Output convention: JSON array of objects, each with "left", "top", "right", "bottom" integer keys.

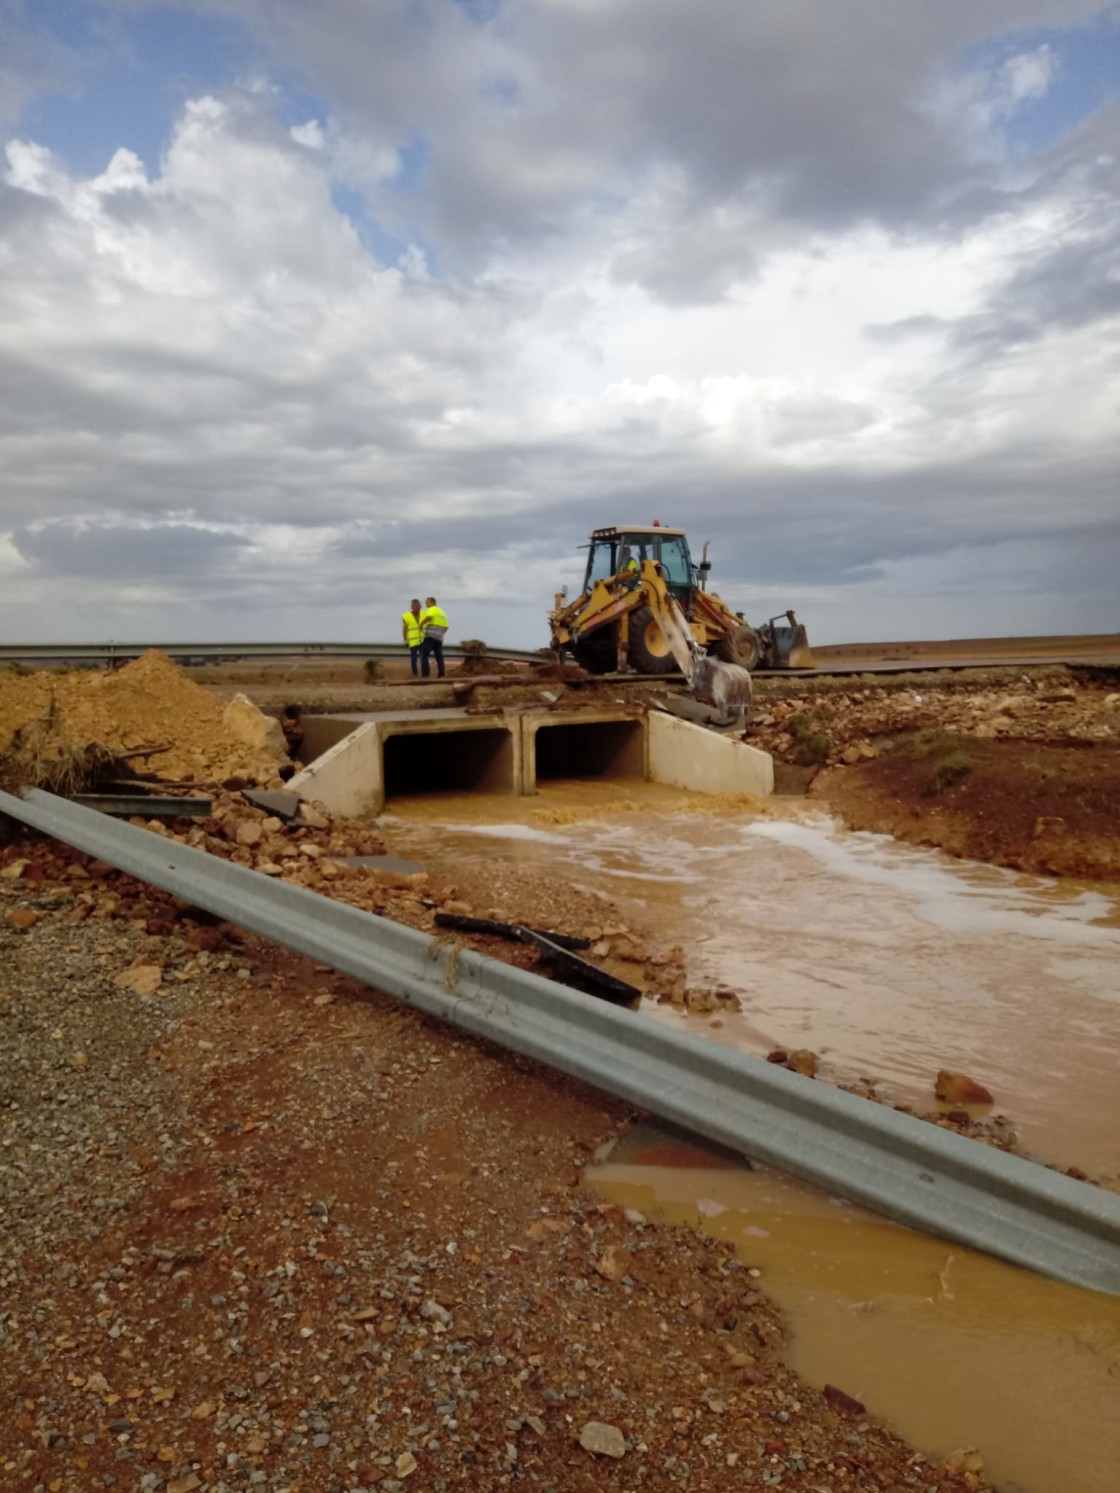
[
  {"left": 792, "top": 730, "right": 832, "bottom": 766},
  {"left": 0, "top": 697, "right": 116, "bottom": 795},
  {"left": 927, "top": 749, "right": 973, "bottom": 794}
]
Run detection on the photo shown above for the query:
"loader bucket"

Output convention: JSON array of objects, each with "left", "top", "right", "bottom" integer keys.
[{"left": 768, "top": 620, "right": 814, "bottom": 670}]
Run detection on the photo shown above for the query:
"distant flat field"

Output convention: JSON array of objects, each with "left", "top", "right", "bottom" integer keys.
[
  {"left": 178, "top": 633, "right": 1120, "bottom": 697},
  {"left": 813, "top": 633, "right": 1120, "bottom": 666}
]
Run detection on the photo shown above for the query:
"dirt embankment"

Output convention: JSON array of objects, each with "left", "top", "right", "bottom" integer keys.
[
  {"left": 749, "top": 669, "right": 1120, "bottom": 881},
  {"left": 817, "top": 737, "right": 1120, "bottom": 880}
]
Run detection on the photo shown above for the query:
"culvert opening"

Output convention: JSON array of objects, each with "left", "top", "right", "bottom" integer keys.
[
  {"left": 383, "top": 727, "right": 515, "bottom": 798},
  {"left": 533, "top": 720, "right": 645, "bottom": 782}
]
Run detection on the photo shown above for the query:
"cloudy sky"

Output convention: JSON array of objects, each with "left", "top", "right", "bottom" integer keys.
[{"left": 1, "top": 0, "right": 1118, "bottom": 646}]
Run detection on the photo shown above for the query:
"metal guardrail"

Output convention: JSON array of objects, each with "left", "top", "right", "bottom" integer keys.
[
  {"left": 3, "top": 642, "right": 1115, "bottom": 679},
  {"left": 3, "top": 787, "right": 1119, "bottom": 1296},
  {"left": 0, "top": 641, "right": 544, "bottom": 665}
]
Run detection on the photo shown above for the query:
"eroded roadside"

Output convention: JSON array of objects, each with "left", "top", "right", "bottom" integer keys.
[
  {"left": 0, "top": 881, "right": 992, "bottom": 1493},
  {"left": 747, "top": 666, "right": 1120, "bottom": 881}
]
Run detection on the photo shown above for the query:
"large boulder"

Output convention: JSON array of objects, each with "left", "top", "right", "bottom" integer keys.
[{"left": 222, "top": 694, "right": 287, "bottom": 761}]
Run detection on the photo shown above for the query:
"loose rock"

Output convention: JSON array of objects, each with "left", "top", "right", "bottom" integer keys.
[{"left": 579, "top": 1421, "right": 627, "bottom": 1458}]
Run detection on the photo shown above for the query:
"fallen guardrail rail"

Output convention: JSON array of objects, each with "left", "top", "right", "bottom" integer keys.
[
  {"left": 0, "top": 641, "right": 543, "bottom": 666},
  {"left": 3, "top": 786, "right": 1119, "bottom": 1297}
]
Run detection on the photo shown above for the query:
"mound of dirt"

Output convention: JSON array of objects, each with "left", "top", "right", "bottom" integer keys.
[
  {"left": 459, "top": 654, "right": 526, "bottom": 676},
  {"left": 0, "top": 652, "right": 286, "bottom": 789},
  {"left": 532, "top": 660, "right": 591, "bottom": 682}
]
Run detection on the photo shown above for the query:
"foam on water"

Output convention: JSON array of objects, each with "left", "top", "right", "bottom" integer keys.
[{"left": 742, "top": 817, "right": 1120, "bottom": 946}]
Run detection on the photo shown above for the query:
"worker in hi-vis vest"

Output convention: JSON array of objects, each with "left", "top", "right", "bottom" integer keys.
[
  {"left": 419, "top": 596, "right": 449, "bottom": 679},
  {"left": 402, "top": 598, "right": 424, "bottom": 677}
]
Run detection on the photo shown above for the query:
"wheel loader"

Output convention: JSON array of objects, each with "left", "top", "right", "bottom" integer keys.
[{"left": 548, "top": 524, "right": 814, "bottom": 682}]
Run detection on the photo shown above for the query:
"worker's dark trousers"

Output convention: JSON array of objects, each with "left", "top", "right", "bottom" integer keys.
[
  {"left": 421, "top": 637, "right": 445, "bottom": 678},
  {"left": 409, "top": 645, "right": 421, "bottom": 677}
]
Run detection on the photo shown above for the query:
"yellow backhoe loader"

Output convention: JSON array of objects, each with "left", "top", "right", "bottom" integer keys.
[{"left": 549, "top": 525, "right": 813, "bottom": 719}]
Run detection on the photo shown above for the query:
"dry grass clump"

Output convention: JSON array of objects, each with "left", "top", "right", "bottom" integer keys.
[
  {"left": 0, "top": 697, "right": 116, "bottom": 796},
  {"left": 787, "top": 711, "right": 833, "bottom": 766}
]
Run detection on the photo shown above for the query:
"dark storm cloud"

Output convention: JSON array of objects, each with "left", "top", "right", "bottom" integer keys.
[
  {"left": 0, "top": 176, "right": 61, "bottom": 232},
  {"left": 959, "top": 220, "right": 1120, "bottom": 352},
  {"left": 321, "top": 417, "right": 1120, "bottom": 600},
  {"left": 13, "top": 520, "right": 249, "bottom": 579},
  {"left": 178, "top": 0, "right": 1110, "bottom": 281},
  {"left": 863, "top": 315, "right": 951, "bottom": 345}
]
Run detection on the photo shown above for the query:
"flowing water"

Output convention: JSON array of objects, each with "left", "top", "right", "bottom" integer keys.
[{"left": 383, "top": 784, "right": 1120, "bottom": 1491}]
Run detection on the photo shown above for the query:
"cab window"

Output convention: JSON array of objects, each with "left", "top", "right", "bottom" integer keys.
[
  {"left": 584, "top": 541, "right": 616, "bottom": 589},
  {"left": 656, "top": 536, "right": 690, "bottom": 586},
  {"left": 619, "top": 535, "right": 652, "bottom": 569}
]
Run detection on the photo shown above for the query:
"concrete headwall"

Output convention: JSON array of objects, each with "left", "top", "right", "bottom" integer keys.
[
  {"left": 300, "top": 715, "right": 363, "bottom": 764},
  {"left": 647, "top": 712, "right": 774, "bottom": 797},
  {"left": 288, "top": 724, "right": 381, "bottom": 819}
]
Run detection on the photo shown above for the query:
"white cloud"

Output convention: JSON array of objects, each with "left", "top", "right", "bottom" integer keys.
[
  {"left": 1002, "top": 44, "right": 1060, "bottom": 104},
  {"left": 290, "top": 118, "right": 324, "bottom": 150}
]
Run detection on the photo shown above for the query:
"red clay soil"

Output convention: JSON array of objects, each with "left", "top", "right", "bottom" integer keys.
[{"left": 815, "top": 737, "right": 1120, "bottom": 882}]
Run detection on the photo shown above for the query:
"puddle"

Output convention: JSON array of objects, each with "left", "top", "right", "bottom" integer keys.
[{"left": 591, "top": 1124, "right": 1120, "bottom": 1493}]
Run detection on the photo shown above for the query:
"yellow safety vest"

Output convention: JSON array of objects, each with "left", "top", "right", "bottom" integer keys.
[
  {"left": 402, "top": 611, "right": 423, "bottom": 647},
  {"left": 420, "top": 605, "right": 449, "bottom": 635}
]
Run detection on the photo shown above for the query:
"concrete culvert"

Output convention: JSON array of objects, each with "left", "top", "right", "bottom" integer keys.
[
  {"left": 533, "top": 720, "right": 645, "bottom": 781},
  {"left": 383, "top": 727, "right": 515, "bottom": 798}
]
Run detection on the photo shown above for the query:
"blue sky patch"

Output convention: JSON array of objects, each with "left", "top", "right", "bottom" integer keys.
[
  {"left": 15, "top": 1, "right": 253, "bottom": 173},
  {"left": 967, "top": 11, "right": 1120, "bottom": 154}
]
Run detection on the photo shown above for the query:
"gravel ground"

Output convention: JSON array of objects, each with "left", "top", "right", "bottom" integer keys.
[{"left": 1, "top": 854, "right": 992, "bottom": 1493}]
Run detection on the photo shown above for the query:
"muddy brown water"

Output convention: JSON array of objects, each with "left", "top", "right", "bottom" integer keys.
[
  {"left": 383, "top": 783, "right": 1120, "bottom": 1492},
  {"left": 591, "top": 1131, "right": 1120, "bottom": 1493}
]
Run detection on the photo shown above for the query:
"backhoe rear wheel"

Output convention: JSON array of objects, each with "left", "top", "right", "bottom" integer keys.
[
  {"left": 716, "top": 623, "right": 762, "bottom": 671},
  {"left": 627, "top": 605, "right": 677, "bottom": 675}
]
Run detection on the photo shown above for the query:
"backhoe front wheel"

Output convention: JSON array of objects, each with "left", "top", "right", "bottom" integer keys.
[
  {"left": 627, "top": 605, "right": 677, "bottom": 675},
  {"left": 716, "top": 623, "right": 762, "bottom": 671}
]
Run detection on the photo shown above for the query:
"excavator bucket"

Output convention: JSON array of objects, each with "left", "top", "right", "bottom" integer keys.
[
  {"left": 690, "top": 655, "right": 753, "bottom": 726},
  {"left": 767, "top": 615, "right": 815, "bottom": 670}
]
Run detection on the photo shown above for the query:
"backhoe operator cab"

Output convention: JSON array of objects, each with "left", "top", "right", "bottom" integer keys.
[{"left": 584, "top": 526, "right": 697, "bottom": 607}]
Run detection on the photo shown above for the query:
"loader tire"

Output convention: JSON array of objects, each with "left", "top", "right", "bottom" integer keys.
[
  {"left": 717, "top": 623, "right": 762, "bottom": 671},
  {"left": 627, "top": 606, "right": 677, "bottom": 675}
]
